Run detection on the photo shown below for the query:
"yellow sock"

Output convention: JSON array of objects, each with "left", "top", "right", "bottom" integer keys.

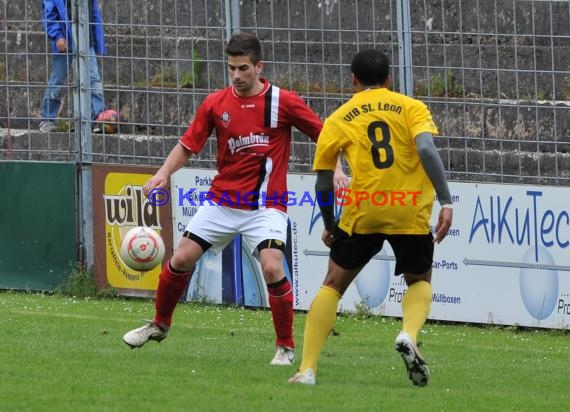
[
  {"left": 299, "top": 285, "right": 341, "bottom": 373},
  {"left": 401, "top": 280, "right": 432, "bottom": 342}
]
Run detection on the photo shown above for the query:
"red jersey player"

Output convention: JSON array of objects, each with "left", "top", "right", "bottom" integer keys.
[{"left": 123, "top": 32, "right": 347, "bottom": 366}]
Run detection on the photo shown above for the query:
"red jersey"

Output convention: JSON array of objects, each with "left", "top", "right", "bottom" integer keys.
[{"left": 180, "top": 80, "right": 322, "bottom": 212}]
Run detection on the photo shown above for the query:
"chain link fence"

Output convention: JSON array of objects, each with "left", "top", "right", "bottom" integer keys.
[{"left": 1, "top": 0, "right": 569, "bottom": 183}]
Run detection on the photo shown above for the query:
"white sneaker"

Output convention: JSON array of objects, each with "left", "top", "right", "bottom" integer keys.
[
  {"left": 270, "top": 345, "right": 295, "bottom": 366},
  {"left": 395, "top": 332, "right": 430, "bottom": 387},
  {"left": 39, "top": 120, "right": 58, "bottom": 133},
  {"left": 123, "top": 320, "right": 168, "bottom": 348},
  {"left": 288, "top": 368, "right": 316, "bottom": 385}
]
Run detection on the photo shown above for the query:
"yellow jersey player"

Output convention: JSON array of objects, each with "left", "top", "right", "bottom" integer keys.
[{"left": 289, "top": 49, "right": 453, "bottom": 386}]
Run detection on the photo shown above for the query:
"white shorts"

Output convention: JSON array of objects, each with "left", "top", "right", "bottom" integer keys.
[{"left": 184, "top": 205, "right": 289, "bottom": 255}]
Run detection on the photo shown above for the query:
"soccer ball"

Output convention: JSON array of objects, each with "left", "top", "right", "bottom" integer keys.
[
  {"left": 96, "top": 109, "right": 119, "bottom": 134},
  {"left": 119, "top": 226, "right": 166, "bottom": 271}
]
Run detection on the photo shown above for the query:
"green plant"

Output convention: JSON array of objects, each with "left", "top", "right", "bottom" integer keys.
[
  {"left": 55, "top": 262, "right": 117, "bottom": 298},
  {"left": 180, "top": 49, "right": 202, "bottom": 88},
  {"left": 55, "top": 262, "right": 97, "bottom": 297},
  {"left": 347, "top": 300, "right": 373, "bottom": 319},
  {"left": 131, "top": 68, "right": 147, "bottom": 87},
  {"left": 445, "top": 71, "right": 464, "bottom": 96},
  {"left": 56, "top": 119, "right": 71, "bottom": 132},
  {"left": 430, "top": 73, "right": 446, "bottom": 96},
  {"left": 413, "top": 79, "right": 429, "bottom": 96},
  {"left": 149, "top": 65, "right": 176, "bottom": 87},
  {"left": 415, "top": 71, "right": 463, "bottom": 97}
]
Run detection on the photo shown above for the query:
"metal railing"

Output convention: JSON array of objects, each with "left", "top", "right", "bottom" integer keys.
[{"left": 1, "top": 0, "right": 568, "bottom": 183}]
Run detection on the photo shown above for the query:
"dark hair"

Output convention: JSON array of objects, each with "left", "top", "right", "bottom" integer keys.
[
  {"left": 225, "top": 32, "right": 263, "bottom": 64},
  {"left": 350, "top": 49, "right": 390, "bottom": 86}
]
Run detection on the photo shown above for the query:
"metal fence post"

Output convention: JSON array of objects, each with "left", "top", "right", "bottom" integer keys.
[
  {"left": 396, "top": 0, "right": 413, "bottom": 96},
  {"left": 225, "top": 0, "right": 241, "bottom": 39},
  {"left": 74, "top": 0, "right": 94, "bottom": 270}
]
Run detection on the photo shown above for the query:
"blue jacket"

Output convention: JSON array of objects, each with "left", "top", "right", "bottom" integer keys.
[{"left": 41, "top": 0, "right": 107, "bottom": 55}]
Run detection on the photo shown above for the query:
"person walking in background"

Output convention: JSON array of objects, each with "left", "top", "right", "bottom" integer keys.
[
  {"left": 39, "top": 0, "right": 106, "bottom": 133},
  {"left": 289, "top": 49, "right": 453, "bottom": 385},
  {"left": 122, "top": 32, "right": 347, "bottom": 366}
]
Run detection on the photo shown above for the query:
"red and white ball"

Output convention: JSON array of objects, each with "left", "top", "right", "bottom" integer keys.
[
  {"left": 119, "top": 226, "right": 165, "bottom": 271},
  {"left": 96, "top": 109, "right": 119, "bottom": 134}
]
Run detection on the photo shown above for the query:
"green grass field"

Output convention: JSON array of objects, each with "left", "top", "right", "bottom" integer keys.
[{"left": 1, "top": 291, "right": 568, "bottom": 412}]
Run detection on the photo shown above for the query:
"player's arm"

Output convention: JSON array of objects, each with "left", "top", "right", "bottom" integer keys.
[
  {"left": 415, "top": 132, "right": 453, "bottom": 243},
  {"left": 334, "top": 153, "right": 349, "bottom": 190},
  {"left": 415, "top": 133, "right": 451, "bottom": 205},
  {"left": 315, "top": 169, "right": 336, "bottom": 247},
  {"left": 143, "top": 143, "right": 192, "bottom": 197},
  {"left": 313, "top": 117, "right": 346, "bottom": 244},
  {"left": 287, "top": 93, "right": 323, "bottom": 142},
  {"left": 43, "top": 4, "right": 65, "bottom": 42}
]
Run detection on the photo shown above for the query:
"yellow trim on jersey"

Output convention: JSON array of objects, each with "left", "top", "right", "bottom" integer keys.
[{"left": 314, "top": 88, "right": 439, "bottom": 235}]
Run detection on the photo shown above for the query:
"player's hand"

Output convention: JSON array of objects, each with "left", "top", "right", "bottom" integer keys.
[
  {"left": 434, "top": 207, "right": 453, "bottom": 244},
  {"left": 56, "top": 38, "right": 68, "bottom": 53},
  {"left": 321, "top": 228, "right": 335, "bottom": 247},
  {"left": 334, "top": 169, "right": 350, "bottom": 191},
  {"left": 143, "top": 174, "right": 168, "bottom": 197}
]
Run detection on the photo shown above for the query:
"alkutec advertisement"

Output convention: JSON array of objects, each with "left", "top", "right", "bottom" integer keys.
[{"left": 170, "top": 169, "right": 569, "bottom": 329}]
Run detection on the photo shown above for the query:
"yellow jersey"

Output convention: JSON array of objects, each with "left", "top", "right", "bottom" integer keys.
[{"left": 313, "top": 87, "right": 439, "bottom": 235}]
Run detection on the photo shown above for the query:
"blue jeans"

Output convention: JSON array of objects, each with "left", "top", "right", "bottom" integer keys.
[{"left": 41, "top": 47, "right": 104, "bottom": 121}]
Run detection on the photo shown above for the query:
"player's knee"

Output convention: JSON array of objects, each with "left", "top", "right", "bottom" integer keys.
[
  {"left": 170, "top": 257, "right": 195, "bottom": 273},
  {"left": 322, "top": 275, "right": 349, "bottom": 296},
  {"left": 170, "top": 246, "right": 200, "bottom": 272},
  {"left": 403, "top": 270, "right": 432, "bottom": 286},
  {"left": 261, "top": 261, "right": 283, "bottom": 282}
]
